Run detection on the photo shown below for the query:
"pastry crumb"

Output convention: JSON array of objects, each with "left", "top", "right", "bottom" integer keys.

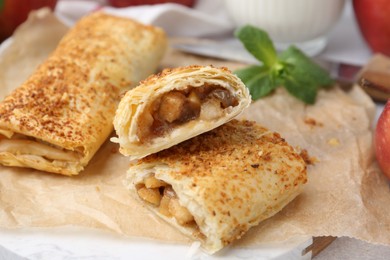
[
  {"left": 327, "top": 138, "right": 340, "bottom": 146},
  {"left": 299, "top": 149, "right": 318, "bottom": 165},
  {"left": 304, "top": 117, "right": 323, "bottom": 128}
]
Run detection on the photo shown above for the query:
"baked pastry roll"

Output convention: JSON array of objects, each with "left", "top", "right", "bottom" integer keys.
[
  {"left": 126, "top": 120, "right": 307, "bottom": 253},
  {"left": 0, "top": 12, "right": 167, "bottom": 175},
  {"left": 112, "top": 65, "right": 251, "bottom": 159}
]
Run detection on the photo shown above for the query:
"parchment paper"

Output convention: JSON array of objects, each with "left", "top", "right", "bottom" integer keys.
[{"left": 1, "top": 10, "right": 390, "bottom": 250}]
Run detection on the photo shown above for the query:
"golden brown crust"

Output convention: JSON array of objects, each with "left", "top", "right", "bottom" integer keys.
[
  {"left": 0, "top": 12, "right": 167, "bottom": 175},
  {"left": 129, "top": 119, "right": 307, "bottom": 252},
  {"left": 142, "top": 119, "right": 307, "bottom": 188}
]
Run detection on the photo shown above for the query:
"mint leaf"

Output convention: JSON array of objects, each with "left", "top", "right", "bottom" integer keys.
[
  {"left": 235, "top": 65, "right": 278, "bottom": 99},
  {"left": 283, "top": 76, "right": 318, "bottom": 104},
  {"left": 234, "top": 26, "right": 334, "bottom": 104},
  {"left": 234, "top": 25, "right": 277, "bottom": 67},
  {"left": 279, "top": 46, "right": 334, "bottom": 86}
]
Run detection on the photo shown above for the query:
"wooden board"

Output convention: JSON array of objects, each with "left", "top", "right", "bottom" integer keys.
[{"left": 305, "top": 237, "right": 337, "bottom": 258}]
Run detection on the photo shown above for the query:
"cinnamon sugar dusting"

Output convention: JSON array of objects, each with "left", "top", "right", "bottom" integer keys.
[
  {"left": 136, "top": 119, "right": 307, "bottom": 246},
  {"left": 141, "top": 120, "right": 306, "bottom": 181},
  {"left": 0, "top": 12, "right": 166, "bottom": 151},
  {"left": 141, "top": 120, "right": 306, "bottom": 207}
]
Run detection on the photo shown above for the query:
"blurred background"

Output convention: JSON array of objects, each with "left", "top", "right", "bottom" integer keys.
[{"left": 0, "top": 0, "right": 388, "bottom": 61}]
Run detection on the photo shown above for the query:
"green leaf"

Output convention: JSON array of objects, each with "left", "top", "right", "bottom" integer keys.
[
  {"left": 279, "top": 46, "right": 334, "bottom": 87},
  {"left": 0, "top": 0, "right": 4, "bottom": 10},
  {"left": 234, "top": 25, "right": 277, "bottom": 67},
  {"left": 234, "top": 26, "right": 334, "bottom": 104},
  {"left": 235, "top": 66, "right": 278, "bottom": 100},
  {"left": 234, "top": 65, "right": 263, "bottom": 83},
  {"left": 283, "top": 76, "right": 318, "bottom": 104}
]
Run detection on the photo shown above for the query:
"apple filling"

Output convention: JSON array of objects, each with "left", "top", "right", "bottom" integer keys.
[
  {"left": 136, "top": 174, "right": 205, "bottom": 240},
  {"left": 137, "top": 85, "right": 239, "bottom": 143}
]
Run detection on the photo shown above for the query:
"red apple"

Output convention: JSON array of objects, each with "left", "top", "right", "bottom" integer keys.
[
  {"left": 353, "top": 0, "right": 390, "bottom": 56},
  {"left": 0, "top": 0, "right": 57, "bottom": 42},
  {"left": 375, "top": 100, "right": 390, "bottom": 179},
  {"left": 108, "top": 0, "right": 196, "bottom": 8}
]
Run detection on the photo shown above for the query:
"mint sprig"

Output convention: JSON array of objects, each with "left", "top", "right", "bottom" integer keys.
[{"left": 234, "top": 25, "right": 334, "bottom": 104}]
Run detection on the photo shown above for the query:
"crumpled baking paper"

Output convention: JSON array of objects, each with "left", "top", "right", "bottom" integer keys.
[{"left": 0, "top": 9, "right": 389, "bottom": 251}]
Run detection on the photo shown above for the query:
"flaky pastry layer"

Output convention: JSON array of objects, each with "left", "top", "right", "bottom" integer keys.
[{"left": 113, "top": 65, "right": 251, "bottom": 160}]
